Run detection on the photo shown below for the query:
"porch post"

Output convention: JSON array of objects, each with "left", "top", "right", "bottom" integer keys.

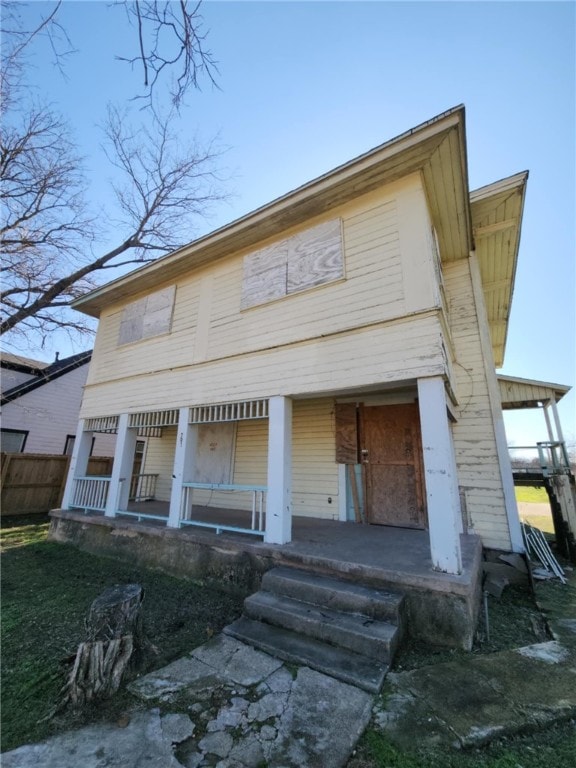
[
  {"left": 105, "top": 413, "right": 137, "bottom": 517},
  {"left": 543, "top": 403, "right": 556, "bottom": 442},
  {"left": 417, "top": 377, "right": 462, "bottom": 574},
  {"left": 265, "top": 396, "right": 292, "bottom": 544},
  {"left": 61, "top": 419, "right": 93, "bottom": 509},
  {"left": 168, "top": 408, "right": 197, "bottom": 527}
]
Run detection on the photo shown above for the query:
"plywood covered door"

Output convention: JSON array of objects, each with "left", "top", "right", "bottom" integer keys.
[{"left": 360, "top": 404, "right": 426, "bottom": 528}]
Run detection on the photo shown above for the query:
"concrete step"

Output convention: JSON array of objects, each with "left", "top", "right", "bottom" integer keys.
[
  {"left": 262, "top": 566, "right": 405, "bottom": 622},
  {"left": 244, "top": 590, "right": 400, "bottom": 662},
  {"left": 224, "top": 616, "right": 389, "bottom": 693}
]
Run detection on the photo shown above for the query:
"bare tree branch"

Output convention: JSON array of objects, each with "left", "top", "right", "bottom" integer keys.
[
  {"left": 115, "top": 0, "right": 219, "bottom": 107},
  {"left": 0, "top": 2, "right": 227, "bottom": 349}
]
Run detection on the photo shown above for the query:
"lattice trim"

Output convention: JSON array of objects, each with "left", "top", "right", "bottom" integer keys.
[{"left": 189, "top": 399, "right": 269, "bottom": 424}]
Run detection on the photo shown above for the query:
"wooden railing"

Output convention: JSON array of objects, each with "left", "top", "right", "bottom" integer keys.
[
  {"left": 129, "top": 473, "right": 158, "bottom": 502},
  {"left": 70, "top": 476, "right": 111, "bottom": 512}
]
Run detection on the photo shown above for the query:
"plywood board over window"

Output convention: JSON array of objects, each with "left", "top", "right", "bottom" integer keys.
[
  {"left": 118, "top": 285, "right": 176, "bottom": 345},
  {"left": 241, "top": 219, "right": 343, "bottom": 310}
]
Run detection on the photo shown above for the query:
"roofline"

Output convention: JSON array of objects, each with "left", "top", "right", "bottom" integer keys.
[
  {"left": 72, "top": 105, "right": 468, "bottom": 316},
  {"left": 470, "top": 170, "right": 529, "bottom": 202},
  {"left": 1, "top": 351, "right": 92, "bottom": 405},
  {"left": 497, "top": 374, "right": 571, "bottom": 399}
]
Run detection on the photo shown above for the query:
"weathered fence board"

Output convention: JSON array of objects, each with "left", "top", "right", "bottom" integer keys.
[{"left": 1, "top": 454, "right": 113, "bottom": 516}]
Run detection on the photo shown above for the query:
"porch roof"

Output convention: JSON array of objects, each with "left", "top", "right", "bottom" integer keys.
[{"left": 497, "top": 374, "right": 571, "bottom": 410}]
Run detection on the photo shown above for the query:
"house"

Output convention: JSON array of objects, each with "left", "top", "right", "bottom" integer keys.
[
  {"left": 1, "top": 351, "right": 115, "bottom": 457},
  {"left": 52, "top": 106, "right": 573, "bottom": 654}
]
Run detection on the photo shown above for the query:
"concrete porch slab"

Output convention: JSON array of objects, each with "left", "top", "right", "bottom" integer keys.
[{"left": 49, "top": 509, "right": 483, "bottom": 648}]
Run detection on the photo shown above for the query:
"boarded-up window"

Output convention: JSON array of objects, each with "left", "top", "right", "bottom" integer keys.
[
  {"left": 193, "top": 423, "right": 236, "bottom": 484},
  {"left": 118, "top": 285, "right": 176, "bottom": 345},
  {"left": 335, "top": 403, "right": 358, "bottom": 464},
  {"left": 241, "top": 219, "right": 343, "bottom": 310}
]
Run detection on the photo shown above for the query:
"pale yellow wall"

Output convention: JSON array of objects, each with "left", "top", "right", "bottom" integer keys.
[
  {"left": 138, "top": 400, "right": 339, "bottom": 520},
  {"left": 84, "top": 173, "right": 444, "bottom": 416},
  {"left": 142, "top": 427, "right": 176, "bottom": 502},
  {"left": 443, "top": 259, "right": 511, "bottom": 550}
]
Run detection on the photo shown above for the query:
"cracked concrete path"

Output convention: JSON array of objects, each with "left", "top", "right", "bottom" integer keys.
[
  {"left": 372, "top": 571, "right": 576, "bottom": 751},
  {"left": 3, "top": 635, "right": 373, "bottom": 768}
]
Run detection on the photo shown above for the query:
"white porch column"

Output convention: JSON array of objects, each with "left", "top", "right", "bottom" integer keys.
[
  {"left": 550, "top": 398, "right": 565, "bottom": 444},
  {"left": 168, "top": 408, "right": 197, "bottom": 528},
  {"left": 417, "top": 377, "right": 462, "bottom": 574},
  {"left": 61, "top": 419, "right": 93, "bottom": 509},
  {"left": 543, "top": 403, "right": 556, "bottom": 442},
  {"left": 265, "top": 396, "right": 292, "bottom": 544},
  {"left": 105, "top": 413, "right": 137, "bottom": 517}
]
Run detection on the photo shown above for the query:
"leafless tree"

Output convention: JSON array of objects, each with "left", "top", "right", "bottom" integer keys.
[
  {"left": 116, "top": 0, "right": 219, "bottom": 107},
  {"left": 0, "top": 1, "right": 226, "bottom": 348}
]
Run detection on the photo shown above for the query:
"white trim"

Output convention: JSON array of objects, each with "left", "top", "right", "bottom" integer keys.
[
  {"left": 106, "top": 413, "right": 137, "bottom": 517},
  {"left": 338, "top": 464, "right": 347, "bottom": 521},
  {"left": 265, "top": 396, "right": 292, "bottom": 544},
  {"left": 168, "top": 409, "right": 198, "bottom": 527},
  {"left": 417, "top": 377, "right": 462, "bottom": 574},
  {"left": 61, "top": 419, "right": 92, "bottom": 509}
]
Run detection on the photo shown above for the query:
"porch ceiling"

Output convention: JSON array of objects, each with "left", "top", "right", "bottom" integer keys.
[
  {"left": 470, "top": 172, "right": 529, "bottom": 368},
  {"left": 73, "top": 106, "right": 472, "bottom": 318},
  {"left": 498, "top": 374, "right": 571, "bottom": 410}
]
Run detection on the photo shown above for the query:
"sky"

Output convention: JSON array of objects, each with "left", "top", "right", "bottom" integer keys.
[{"left": 6, "top": 0, "right": 576, "bottom": 449}]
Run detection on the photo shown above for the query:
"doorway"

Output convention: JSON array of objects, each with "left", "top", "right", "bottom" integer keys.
[{"left": 360, "top": 404, "right": 426, "bottom": 528}]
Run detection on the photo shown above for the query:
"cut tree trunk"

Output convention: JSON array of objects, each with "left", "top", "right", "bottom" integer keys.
[{"left": 60, "top": 584, "right": 145, "bottom": 710}]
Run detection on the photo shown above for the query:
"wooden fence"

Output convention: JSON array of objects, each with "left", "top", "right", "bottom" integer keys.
[{"left": 1, "top": 453, "right": 113, "bottom": 517}]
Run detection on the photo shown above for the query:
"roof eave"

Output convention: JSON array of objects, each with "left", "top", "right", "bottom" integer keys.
[{"left": 73, "top": 106, "right": 471, "bottom": 318}]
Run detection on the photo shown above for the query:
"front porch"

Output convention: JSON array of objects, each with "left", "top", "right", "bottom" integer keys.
[{"left": 48, "top": 507, "right": 483, "bottom": 650}]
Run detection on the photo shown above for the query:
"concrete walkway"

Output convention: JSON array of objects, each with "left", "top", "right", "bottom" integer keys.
[
  {"left": 372, "top": 567, "right": 576, "bottom": 750},
  {"left": 3, "top": 569, "right": 576, "bottom": 767}
]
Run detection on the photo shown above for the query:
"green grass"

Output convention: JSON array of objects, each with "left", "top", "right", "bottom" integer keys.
[
  {"left": 514, "top": 486, "right": 548, "bottom": 503},
  {"left": 349, "top": 723, "right": 576, "bottom": 767},
  {"left": 0, "top": 517, "right": 244, "bottom": 752}
]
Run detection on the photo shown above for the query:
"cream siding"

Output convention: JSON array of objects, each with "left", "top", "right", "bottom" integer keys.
[
  {"left": 139, "top": 400, "right": 339, "bottom": 520},
  {"left": 86, "top": 175, "right": 441, "bottom": 397},
  {"left": 443, "top": 259, "right": 511, "bottom": 550},
  {"left": 80, "top": 312, "right": 446, "bottom": 417},
  {"left": 142, "top": 427, "right": 176, "bottom": 502}
]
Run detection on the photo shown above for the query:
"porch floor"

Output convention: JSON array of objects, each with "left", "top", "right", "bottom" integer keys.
[{"left": 117, "top": 499, "right": 480, "bottom": 596}]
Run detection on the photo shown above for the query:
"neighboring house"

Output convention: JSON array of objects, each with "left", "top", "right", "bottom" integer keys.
[
  {"left": 1, "top": 351, "right": 115, "bottom": 457},
  {"left": 60, "top": 105, "right": 572, "bottom": 581}
]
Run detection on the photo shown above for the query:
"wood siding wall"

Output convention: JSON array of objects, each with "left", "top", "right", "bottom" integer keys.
[
  {"left": 443, "top": 259, "right": 511, "bottom": 550},
  {"left": 82, "top": 176, "right": 444, "bottom": 416},
  {"left": 141, "top": 399, "right": 339, "bottom": 519}
]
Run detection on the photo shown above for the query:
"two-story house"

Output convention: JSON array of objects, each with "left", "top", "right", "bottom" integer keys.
[{"left": 53, "top": 105, "right": 558, "bottom": 652}]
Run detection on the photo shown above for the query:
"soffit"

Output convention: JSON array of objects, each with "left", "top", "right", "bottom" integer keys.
[{"left": 471, "top": 172, "right": 529, "bottom": 368}]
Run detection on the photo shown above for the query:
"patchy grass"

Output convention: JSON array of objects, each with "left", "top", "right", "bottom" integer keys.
[
  {"left": 393, "top": 583, "right": 549, "bottom": 672},
  {"left": 515, "top": 486, "right": 548, "bottom": 503},
  {"left": 0, "top": 518, "right": 244, "bottom": 752},
  {"left": 349, "top": 721, "right": 576, "bottom": 768}
]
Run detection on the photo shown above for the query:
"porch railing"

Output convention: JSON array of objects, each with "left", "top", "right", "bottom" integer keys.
[
  {"left": 509, "top": 441, "right": 571, "bottom": 477},
  {"left": 129, "top": 473, "right": 158, "bottom": 502},
  {"left": 70, "top": 476, "right": 111, "bottom": 512},
  {"left": 180, "top": 483, "right": 267, "bottom": 536}
]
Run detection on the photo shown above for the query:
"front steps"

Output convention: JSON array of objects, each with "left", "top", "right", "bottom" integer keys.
[{"left": 224, "top": 566, "right": 405, "bottom": 693}]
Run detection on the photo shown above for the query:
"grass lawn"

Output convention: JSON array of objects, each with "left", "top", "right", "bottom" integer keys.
[
  {"left": 515, "top": 486, "right": 548, "bottom": 503},
  {"left": 0, "top": 515, "right": 244, "bottom": 752},
  {"left": 2, "top": 516, "right": 574, "bottom": 766}
]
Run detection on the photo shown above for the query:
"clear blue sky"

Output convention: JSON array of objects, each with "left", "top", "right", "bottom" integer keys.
[{"left": 11, "top": 0, "right": 576, "bottom": 448}]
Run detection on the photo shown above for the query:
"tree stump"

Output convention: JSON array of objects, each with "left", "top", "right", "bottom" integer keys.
[{"left": 60, "top": 584, "right": 145, "bottom": 710}]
